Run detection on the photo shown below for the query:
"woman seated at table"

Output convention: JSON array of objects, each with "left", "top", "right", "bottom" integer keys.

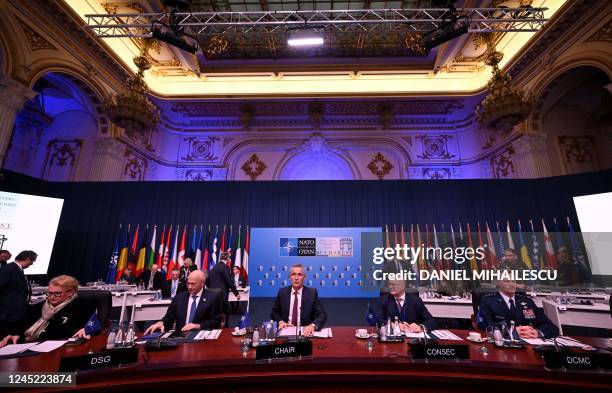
[{"left": 0, "top": 275, "right": 98, "bottom": 348}]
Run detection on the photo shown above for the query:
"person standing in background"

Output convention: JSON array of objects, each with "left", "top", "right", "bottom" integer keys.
[{"left": 0, "top": 250, "right": 37, "bottom": 337}]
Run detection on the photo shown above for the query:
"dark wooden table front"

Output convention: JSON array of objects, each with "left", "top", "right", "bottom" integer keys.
[{"left": 1, "top": 328, "right": 610, "bottom": 393}]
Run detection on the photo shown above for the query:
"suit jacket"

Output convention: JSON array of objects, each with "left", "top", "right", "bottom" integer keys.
[
  {"left": 179, "top": 265, "right": 197, "bottom": 281},
  {"left": 119, "top": 274, "right": 136, "bottom": 285},
  {"left": 0, "top": 263, "right": 31, "bottom": 328},
  {"left": 18, "top": 296, "right": 98, "bottom": 341},
  {"left": 376, "top": 292, "right": 437, "bottom": 332},
  {"left": 478, "top": 292, "right": 559, "bottom": 338},
  {"left": 207, "top": 263, "right": 238, "bottom": 297},
  {"left": 162, "top": 289, "right": 222, "bottom": 331},
  {"left": 161, "top": 279, "right": 187, "bottom": 299},
  {"left": 140, "top": 270, "right": 163, "bottom": 290},
  {"left": 270, "top": 286, "right": 327, "bottom": 329}
]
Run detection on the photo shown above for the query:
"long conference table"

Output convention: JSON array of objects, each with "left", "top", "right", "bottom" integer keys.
[{"left": 2, "top": 328, "right": 611, "bottom": 393}]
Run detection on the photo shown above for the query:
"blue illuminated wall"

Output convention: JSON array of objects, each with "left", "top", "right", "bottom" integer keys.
[{"left": 250, "top": 227, "right": 381, "bottom": 298}]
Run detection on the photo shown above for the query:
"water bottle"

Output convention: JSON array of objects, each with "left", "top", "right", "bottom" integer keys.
[
  {"left": 125, "top": 323, "right": 135, "bottom": 346},
  {"left": 156, "top": 290, "right": 162, "bottom": 300},
  {"left": 114, "top": 324, "right": 125, "bottom": 348},
  {"left": 252, "top": 329, "right": 260, "bottom": 347},
  {"left": 106, "top": 329, "right": 117, "bottom": 350},
  {"left": 379, "top": 324, "right": 387, "bottom": 341}
]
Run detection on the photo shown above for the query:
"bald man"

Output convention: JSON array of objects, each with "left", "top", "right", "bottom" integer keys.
[{"left": 144, "top": 270, "right": 222, "bottom": 335}]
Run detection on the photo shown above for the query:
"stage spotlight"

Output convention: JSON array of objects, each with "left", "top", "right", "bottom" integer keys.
[
  {"left": 422, "top": 15, "right": 469, "bottom": 49},
  {"left": 162, "top": 0, "right": 192, "bottom": 11},
  {"left": 152, "top": 25, "right": 198, "bottom": 54},
  {"left": 287, "top": 29, "right": 324, "bottom": 47}
]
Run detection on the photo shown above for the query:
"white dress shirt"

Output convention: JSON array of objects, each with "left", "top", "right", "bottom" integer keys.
[
  {"left": 185, "top": 288, "right": 204, "bottom": 326},
  {"left": 287, "top": 286, "right": 303, "bottom": 326},
  {"left": 393, "top": 292, "right": 406, "bottom": 311}
]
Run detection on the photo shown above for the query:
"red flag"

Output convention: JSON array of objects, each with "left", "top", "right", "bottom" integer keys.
[
  {"left": 130, "top": 224, "right": 140, "bottom": 263},
  {"left": 202, "top": 225, "right": 210, "bottom": 271},
  {"left": 467, "top": 223, "right": 478, "bottom": 272},
  {"left": 485, "top": 222, "right": 497, "bottom": 269},
  {"left": 167, "top": 226, "right": 179, "bottom": 279},
  {"left": 156, "top": 224, "right": 166, "bottom": 267},
  {"left": 178, "top": 225, "right": 187, "bottom": 268},
  {"left": 163, "top": 225, "right": 172, "bottom": 278},
  {"left": 242, "top": 225, "right": 250, "bottom": 285},
  {"left": 477, "top": 222, "right": 487, "bottom": 270},
  {"left": 385, "top": 224, "right": 390, "bottom": 249},
  {"left": 542, "top": 220, "right": 559, "bottom": 270},
  {"left": 220, "top": 224, "right": 227, "bottom": 253}
]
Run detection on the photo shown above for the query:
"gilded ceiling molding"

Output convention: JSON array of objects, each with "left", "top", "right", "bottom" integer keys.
[
  {"left": 241, "top": 153, "right": 267, "bottom": 181},
  {"left": 367, "top": 152, "right": 393, "bottom": 180},
  {"left": 17, "top": 19, "right": 56, "bottom": 52}
]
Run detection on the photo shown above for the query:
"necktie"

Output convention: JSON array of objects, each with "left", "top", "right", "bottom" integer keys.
[
  {"left": 148, "top": 272, "right": 154, "bottom": 289},
  {"left": 509, "top": 298, "right": 517, "bottom": 318},
  {"left": 395, "top": 298, "right": 403, "bottom": 316},
  {"left": 171, "top": 281, "right": 177, "bottom": 298},
  {"left": 188, "top": 295, "right": 198, "bottom": 323},
  {"left": 291, "top": 291, "right": 299, "bottom": 325}
]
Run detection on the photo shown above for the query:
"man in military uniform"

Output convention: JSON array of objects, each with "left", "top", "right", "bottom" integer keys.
[{"left": 478, "top": 276, "right": 558, "bottom": 339}]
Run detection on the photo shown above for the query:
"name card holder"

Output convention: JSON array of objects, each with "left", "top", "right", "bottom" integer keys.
[
  {"left": 410, "top": 344, "right": 470, "bottom": 361},
  {"left": 59, "top": 348, "right": 139, "bottom": 372},
  {"left": 542, "top": 350, "right": 612, "bottom": 372},
  {"left": 255, "top": 341, "right": 312, "bottom": 361}
]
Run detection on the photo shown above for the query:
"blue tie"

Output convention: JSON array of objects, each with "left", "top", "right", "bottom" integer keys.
[
  {"left": 188, "top": 295, "right": 198, "bottom": 324},
  {"left": 171, "top": 281, "right": 177, "bottom": 298}
]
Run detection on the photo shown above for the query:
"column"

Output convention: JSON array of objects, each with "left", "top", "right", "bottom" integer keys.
[
  {"left": 0, "top": 75, "right": 37, "bottom": 168},
  {"left": 89, "top": 136, "right": 125, "bottom": 181},
  {"left": 512, "top": 133, "right": 552, "bottom": 178}
]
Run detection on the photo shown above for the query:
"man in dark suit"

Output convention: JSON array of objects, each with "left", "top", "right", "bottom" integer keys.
[
  {"left": 0, "top": 250, "right": 37, "bottom": 337},
  {"left": 0, "top": 249, "right": 11, "bottom": 268},
  {"left": 271, "top": 263, "right": 327, "bottom": 337},
  {"left": 376, "top": 279, "right": 437, "bottom": 332},
  {"left": 478, "top": 277, "right": 559, "bottom": 338},
  {"left": 140, "top": 263, "right": 163, "bottom": 290},
  {"left": 162, "top": 268, "right": 187, "bottom": 299},
  {"left": 144, "top": 270, "right": 222, "bottom": 334},
  {"left": 0, "top": 275, "right": 98, "bottom": 347},
  {"left": 207, "top": 252, "right": 240, "bottom": 326},
  {"left": 232, "top": 266, "right": 246, "bottom": 288}
]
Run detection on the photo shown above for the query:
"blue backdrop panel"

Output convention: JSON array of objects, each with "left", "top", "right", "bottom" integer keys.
[{"left": 250, "top": 227, "right": 380, "bottom": 297}]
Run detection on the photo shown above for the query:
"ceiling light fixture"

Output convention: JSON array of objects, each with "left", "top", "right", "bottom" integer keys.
[{"left": 287, "top": 29, "right": 324, "bottom": 47}]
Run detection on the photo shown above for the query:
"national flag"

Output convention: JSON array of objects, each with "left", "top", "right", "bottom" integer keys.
[
  {"left": 106, "top": 224, "right": 121, "bottom": 284},
  {"left": 156, "top": 224, "right": 166, "bottom": 267},
  {"left": 466, "top": 223, "right": 478, "bottom": 272},
  {"left": 177, "top": 225, "right": 187, "bottom": 268},
  {"left": 439, "top": 224, "right": 450, "bottom": 270},
  {"left": 242, "top": 225, "right": 250, "bottom": 285},
  {"left": 528, "top": 220, "right": 542, "bottom": 271},
  {"left": 162, "top": 225, "right": 172, "bottom": 277},
  {"left": 202, "top": 225, "right": 210, "bottom": 271},
  {"left": 425, "top": 224, "right": 432, "bottom": 270},
  {"left": 239, "top": 310, "right": 252, "bottom": 329},
  {"left": 365, "top": 303, "right": 379, "bottom": 326},
  {"left": 220, "top": 224, "right": 227, "bottom": 253},
  {"left": 410, "top": 224, "right": 419, "bottom": 286},
  {"left": 210, "top": 225, "right": 219, "bottom": 270},
  {"left": 227, "top": 224, "right": 234, "bottom": 257},
  {"left": 194, "top": 225, "right": 203, "bottom": 270},
  {"left": 567, "top": 217, "right": 590, "bottom": 282},
  {"left": 84, "top": 312, "right": 102, "bottom": 336},
  {"left": 115, "top": 224, "right": 130, "bottom": 283},
  {"left": 135, "top": 225, "right": 148, "bottom": 277},
  {"left": 385, "top": 224, "right": 391, "bottom": 249},
  {"left": 496, "top": 221, "right": 505, "bottom": 256},
  {"left": 129, "top": 224, "right": 140, "bottom": 264},
  {"left": 433, "top": 224, "right": 442, "bottom": 271},
  {"left": 416, "top": 224, "right": 426, "bottom": 273},
  {"left": 190, "top": 225, "right": 198, "bottom": 259},
  {"left": 542, "top": 219, "right": 558, "bottom": 270},
  {"left": 146, "top": 225, "right": 157, "bottom": 271},
  {"left": 553, "top": 217, "right": 565, "bottom": 254},
  {"left": 393, "top": 224, "right": 399, "bottom": 249},
  {"left": 517, "top": 220, "right": 533, "bottom": 269},
  {"left": 400, "top": 224, "right": 407, "bottom": 267},
  {"left": 477, "top": 222, "right": 486, "bottom": 270},
  {"left": 485, "top": 222, "right": 497, "bottom": 269},
  {"left": 234, "top": 225, "right": 243, "bottom": 274},
  {"left": 506, "top": 221, "right": 515, "bottom": 251},
  {"left": 167, "top": 225, "right": 179, "bottom": 279}
]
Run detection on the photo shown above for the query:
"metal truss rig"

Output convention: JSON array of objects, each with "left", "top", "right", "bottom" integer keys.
[{"left": 85, "top": 7, "right": 548, "bottom": 38}]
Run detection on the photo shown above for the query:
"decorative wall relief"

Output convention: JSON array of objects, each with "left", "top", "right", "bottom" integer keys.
[
  {"left": 123, "top": 149, "right": 147, "bottom": 180},
  {"left": 43, "top": 139, "right": 82, "bottom": 181},
  {"left": 181, "top": 136, "right": 219, "bottom": 162},
  {"left": 416, "top": 135, "right": 456, "bottom": 160},
  {"left": 557, "top": 135, "right": 598, "bottom": 174},
  {"left": 17, "top": 20, "right": 56, "bottom": 51},
  {"left": 367, "top": 152, "right": 393, "bottom": 180},
  {"left": 490, "top": 147, "right": 515, "bottom": 179},
  {"left": 407, "top": 166, "right": 462, "bottom": 179},
  {"left": 241, "top": 153, "right": 267, "bottom": 180}
]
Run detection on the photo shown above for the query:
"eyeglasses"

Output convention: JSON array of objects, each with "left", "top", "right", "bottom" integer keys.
[{"left": 47, "top": 290, "right": 70, "bottom": 297}]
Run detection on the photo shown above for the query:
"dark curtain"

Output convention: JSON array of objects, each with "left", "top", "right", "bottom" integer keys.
[{"left": 1, "top": 169, "right": 611, "bottom": 283}]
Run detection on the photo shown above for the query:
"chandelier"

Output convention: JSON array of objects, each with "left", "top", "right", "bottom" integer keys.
[
  {"left": 475, "top": 41, "right": 532, "bottom": 133},
  {"left": 105, "top": 55, "right": 160, "bottom": 137}
]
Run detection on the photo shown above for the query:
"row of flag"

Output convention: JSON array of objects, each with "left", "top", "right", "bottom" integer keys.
[
  {"left": 106, "top": 224, "right": 250, "bottom": 285},
  {"left": 382, "top": 216, "right": 591, "bottom": 282}
]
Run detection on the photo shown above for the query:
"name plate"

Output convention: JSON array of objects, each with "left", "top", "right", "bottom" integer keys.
[
  {"left": 59, "top": 348, "right": 139, "bottom": 372},
  {"left": 255, "top": 341, "right": 312, "bottom": 361},
  {"left": 410, "top": 344, "right": 470, "bottom": 361},
  {"left": 543, "top": 351, "right": 612, "bottom": 371}
]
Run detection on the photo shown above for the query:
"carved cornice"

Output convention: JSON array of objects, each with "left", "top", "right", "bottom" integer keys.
[
  {"left": 586, "top": 20, "right": 612, "bottom": 43},
  {"left": 17, "top": 19, "right": 56, "bottom": 51},
  {"left": 0, "top": 75, "right": 37, "bottom": 111}
]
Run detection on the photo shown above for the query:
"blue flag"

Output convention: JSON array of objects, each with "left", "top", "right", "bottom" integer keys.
[
  {"left": 239, "top": 310, "right": 251, "bottom": 329},
  {"left": 106, "top": 225, "right": 121, "bottom": 284},
  {"left": 365, "top": 303, "right": 378, "bottom": 326},
  {"left": 84, "top": 312, "right": 102, "bottom": 336}
]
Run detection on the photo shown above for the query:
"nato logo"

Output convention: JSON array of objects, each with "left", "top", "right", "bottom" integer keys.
[{"left": 279, "top": 238, "right": 298, "bottom": 256}]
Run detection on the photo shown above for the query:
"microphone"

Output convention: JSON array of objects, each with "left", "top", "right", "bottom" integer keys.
[
  {"left": 420, "top": 324, "right": 429, "bottom": 345},
  {"left": 296, "top": 306, "right": 301, "bottom": 342}
]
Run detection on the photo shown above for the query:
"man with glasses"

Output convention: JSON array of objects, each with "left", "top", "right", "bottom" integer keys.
[
  {"left": 144, "top": 270, "right": 222, "bottom": 335},
  {"left": 0, "top": 250, "right": 37, "bottom": 338},
  {"left": 0, "top": 275, "right": 98, "bottom": 347}
]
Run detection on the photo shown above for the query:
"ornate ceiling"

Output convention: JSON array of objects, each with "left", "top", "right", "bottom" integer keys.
[{"left": 62, "top": 0, "right": 569, "bottom": 97}]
